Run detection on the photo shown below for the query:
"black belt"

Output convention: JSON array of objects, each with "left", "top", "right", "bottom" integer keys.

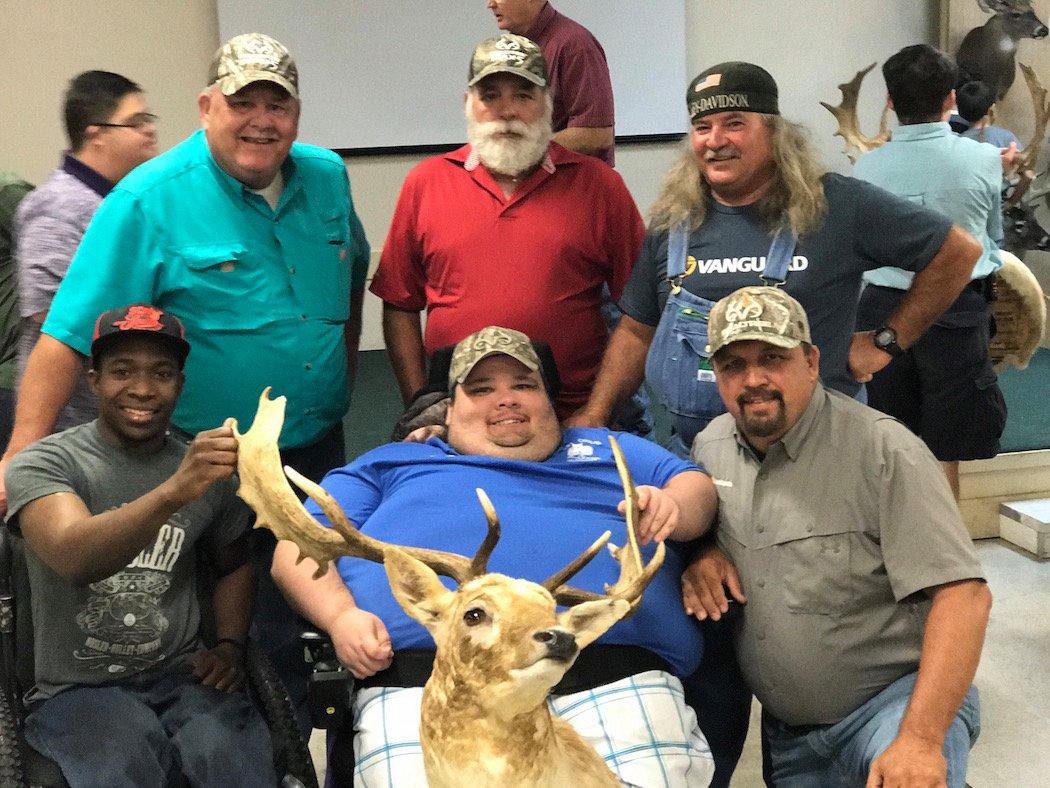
[{"left": 358, "top": 645, "right": 672, "bottom": 696}]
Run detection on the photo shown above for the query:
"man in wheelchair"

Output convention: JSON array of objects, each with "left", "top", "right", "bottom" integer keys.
[
  {"left": 3, "top": 304, "right": 275, "bottom": 786},
  {"left": 273, "top": 326, "right": 719, "bottom": 786}
]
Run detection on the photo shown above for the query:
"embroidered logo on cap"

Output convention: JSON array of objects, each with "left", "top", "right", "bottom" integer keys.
[{"left": 113, "top": 305, "right": 165, "bottom": 332}]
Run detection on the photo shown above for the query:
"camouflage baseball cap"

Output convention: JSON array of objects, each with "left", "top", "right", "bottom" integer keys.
[
  {"left": 707, "top": 287, "right": 811, "bottom": 356},
  {"left": 468, "top": 34, "right": 548, "bottom": 88},
  {"left": 208, "top": 33, "right": 299, "bottom": 100},
  {"left": 448, "top": 326, "right": 542, "bottom": 388}
]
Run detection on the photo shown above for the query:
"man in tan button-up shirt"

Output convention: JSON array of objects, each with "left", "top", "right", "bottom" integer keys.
[{"left": 682, "top": 286, "right": 990, "bottom": 788}]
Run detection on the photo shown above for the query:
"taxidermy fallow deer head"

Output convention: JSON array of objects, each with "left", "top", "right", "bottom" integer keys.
[{"left": 231, "top": 389, "right": 665, "bottom": 787}]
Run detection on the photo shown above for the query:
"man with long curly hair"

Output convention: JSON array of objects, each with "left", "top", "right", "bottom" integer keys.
[{"left": 569, "top": 61, "right": 982, "bottom": 459}]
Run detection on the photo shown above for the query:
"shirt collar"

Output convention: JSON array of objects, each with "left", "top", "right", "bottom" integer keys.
[
  {"left": 732, "top": 384, "right": 826, "bottom": 462},
  {"left": 891, "top": 121, "right": 952, "bottom": 142},
  {"left": 526, "top": 1, "right": 556, "bottom": 41},
  {"left": 62, "top": 153, "right": 113, "bottom": 198},
  {"left": 463, "top": 145, "right": 556, "bottom": 175}
]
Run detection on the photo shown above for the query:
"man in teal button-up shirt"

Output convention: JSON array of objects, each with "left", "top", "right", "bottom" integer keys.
[
  {"left": 854, "top": 45, "right": 1006, "bottom": 498},
  {"left": 0, "top": 33, "right": 370, "bottom": 731}
]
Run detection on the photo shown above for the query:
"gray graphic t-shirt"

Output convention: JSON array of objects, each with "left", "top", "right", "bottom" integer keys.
[{"left": 5, "top": 421, "right": 250, "bottom": 701}]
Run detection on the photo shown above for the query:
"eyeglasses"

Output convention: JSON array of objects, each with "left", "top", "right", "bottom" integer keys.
[{"left": 93, "top": 113, "right": 159, "bottom": 130}]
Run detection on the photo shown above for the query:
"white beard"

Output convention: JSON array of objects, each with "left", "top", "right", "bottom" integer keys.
[{"left": 465, "top": 94, "right": 554, "bottom": 177}]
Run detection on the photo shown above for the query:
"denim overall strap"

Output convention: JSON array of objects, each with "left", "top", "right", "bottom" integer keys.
[{"left": 760, "top": 224, "right": 797, "bottom": 286}]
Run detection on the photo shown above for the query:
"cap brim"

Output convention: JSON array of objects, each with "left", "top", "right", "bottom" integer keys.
[
  {"left": 468, "top": 66, "right": 546, "bottom": 88},
  {"left": 449, "top": 349, "right": 540, "bottom": 388},
  {"left": 91, "top": 331, "right": 190, "bottom": 365},
  {"left": 215, "top": 72, "right": 299, "bottom": 101},
  {"left": 708, "top": 332, "right": 802, "bottom": 355}
]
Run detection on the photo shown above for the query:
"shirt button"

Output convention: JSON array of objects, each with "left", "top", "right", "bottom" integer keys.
[
  {"left": 757, "top": 632, "right": 766, "bottom": 641},
  {"left": 288, "top": 266, "right": 296, "bottom": 274},
  {"left": 300, "top": 314, "right": 307, "bottom": 320},
  {"left": 756, "top": 525, "right": 765, "bottom": 533},
  {"left": 757, "top": 579, "right": 765, "bottom": 588},
  {"left": 807, "top": 524, "right": 814, "bottom": 532},
  {"left": 304, "top": 362, "right": 312, "bottom": 370}
]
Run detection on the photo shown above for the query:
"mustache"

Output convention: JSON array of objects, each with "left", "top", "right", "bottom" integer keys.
[
  {"left": 737, "top": 388, "right": 783, "bottom": 408},
  {"left": 705, "top": 147, "right": 740, "bottom": 161},
  {"left": 472, "top": 119, "right": 532, "bottom": 139}
]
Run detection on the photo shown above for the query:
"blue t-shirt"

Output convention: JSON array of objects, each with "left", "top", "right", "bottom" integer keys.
[{"left": 307, "top": 427, "right": 705, "bottom": 676}]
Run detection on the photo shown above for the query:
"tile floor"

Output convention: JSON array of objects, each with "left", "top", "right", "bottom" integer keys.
[{"left": 308, "top": 540, "right": 1050, "bottom": 787}]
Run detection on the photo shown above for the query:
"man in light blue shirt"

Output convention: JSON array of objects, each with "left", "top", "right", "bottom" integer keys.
[{"left": 854, "top": 45, "right": 1006, "bottom": 498}]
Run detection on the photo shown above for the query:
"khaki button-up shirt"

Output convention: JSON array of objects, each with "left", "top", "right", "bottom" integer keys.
[{"left": 694, "top": 386, "right": 984, "bottom": 725}]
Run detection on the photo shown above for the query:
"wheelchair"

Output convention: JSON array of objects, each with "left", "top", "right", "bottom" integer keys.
[{"left": 0, "top": 525, "right": 318, "bottom": 788}]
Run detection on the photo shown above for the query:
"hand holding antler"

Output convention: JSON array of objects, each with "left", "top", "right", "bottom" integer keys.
[{"left": 619, "top": 486, "right": 680, "bottom": 546}]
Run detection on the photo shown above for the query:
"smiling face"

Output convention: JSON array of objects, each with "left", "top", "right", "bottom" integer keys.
[
  {"left": 466, "top": 74, "right": 552, "bottom": 175},
  {"left": 445, "top": 354, "right": 561, "bottom": 461},
  {"left": 691, "top": 110, "right": 777, "bottom": 205},
  {"left": 198, "top": 82, "right": 299, "bottom": 189},
  {"left": 712, "top": 339, "right": 820, "bottom": 452},
  {"left": 89, "top": 335, "right": 184, "bottom": 451}
]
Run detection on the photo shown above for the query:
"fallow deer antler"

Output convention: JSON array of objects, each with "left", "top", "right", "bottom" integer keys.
[
  {"left": 232, "top": 388, "right": 616, "bottom": 607},
  {"left": 233, "top": 388, "right": 492, "bottom": 581},
  {"left": 820, "top": 63, "right": 891, "bottom": 163},
  {"left": 1016, "top": 63, "right": 1050, "bottom": 177}
]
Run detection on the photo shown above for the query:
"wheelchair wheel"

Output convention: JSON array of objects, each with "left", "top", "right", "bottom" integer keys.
[
  {"left": 246, "top": 642, "right": 317, "bottom": 788},
  {"left": 0, "top": 689, "right": 24, "bottom": 787}
]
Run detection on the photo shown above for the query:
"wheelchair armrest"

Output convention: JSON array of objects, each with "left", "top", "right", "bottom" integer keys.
[{"left": 301, "top": 629, "right": 353, "bottom": 730}]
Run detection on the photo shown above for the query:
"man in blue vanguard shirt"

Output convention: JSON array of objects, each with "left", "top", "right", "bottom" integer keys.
[
  {"left": 854, "top": 45, "right": 1007, "bottom": 499},
  {"left": 273, "top": 326, "right": 718, "bottom": 787},
  {"left": 2, "top": 33, "right": 370, "bottom": 730}
]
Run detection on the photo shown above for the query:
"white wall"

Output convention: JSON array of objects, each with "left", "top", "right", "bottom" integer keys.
[{"left": 0, "top": 0, "right": 941, "bottom": 350}]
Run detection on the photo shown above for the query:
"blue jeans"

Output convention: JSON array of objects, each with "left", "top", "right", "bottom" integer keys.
[
  {"left": 763, "top": 672, "right": 980, "bottom": 787},
  {"left": 24, "top": 673, "right": 276, "bottom": 787}
]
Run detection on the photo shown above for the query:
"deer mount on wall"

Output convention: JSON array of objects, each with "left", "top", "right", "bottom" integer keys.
[{"left": 232, "top": 389, "right": 666, "bottom": 787}]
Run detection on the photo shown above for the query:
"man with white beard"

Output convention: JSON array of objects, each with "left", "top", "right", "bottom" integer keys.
[{"left": 371, "top": 34, "right": 644, "bottom": 421}]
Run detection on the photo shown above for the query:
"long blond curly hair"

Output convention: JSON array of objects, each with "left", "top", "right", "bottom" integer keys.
[{"left": 648, "top": 115, "right": 828, "bottom": 237}]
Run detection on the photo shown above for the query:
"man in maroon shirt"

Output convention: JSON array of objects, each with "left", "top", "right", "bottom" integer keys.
[
  {"left": 486, "top": 0, "right": 615, "bottom": 165},
  {"left": 371, "top": 34, "right": 642, "bottom": 421}
]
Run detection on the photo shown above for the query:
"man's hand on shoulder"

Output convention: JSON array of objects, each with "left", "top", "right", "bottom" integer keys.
[
  {"left": 193, "top": 641, "right": 246, "bottom": 693},
  {"left": 849, "top": 331, "right": 893, "bottom": 383},
  {"left": 329, "top": 607, "right": 393, "bottom": 679},
  {"left": 620, "top": 485, "right": 679, "bottom": 545},
  {"left": 866, "top": 732, "right": 947, "bottom": 788},
  {"left": 681, "top": 543, "right": 747, "bottom": 621},
  {"left": 163, "top": 422, "right": 239, "bottom": 506}
]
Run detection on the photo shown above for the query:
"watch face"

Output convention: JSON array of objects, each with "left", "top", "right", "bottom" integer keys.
[{"left": 875, "top": 328, "right": 895, "bottom": 348}]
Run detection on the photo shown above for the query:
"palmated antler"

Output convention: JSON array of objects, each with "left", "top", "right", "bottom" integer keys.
[
  {"left": 233, "top": 388, "right": 494, "bottom": 581},
  {"left": 820, "top": 63, "right": 891, "bottom": 163},
  {"left": 1016, "top": 63, "right": 1050, "bottom": 177},
  {"left": 541, "top": 436, "right": 665, "bottom": 614},
  {"left": 231, "top": 389, "right": 613, "bottom": 607}
]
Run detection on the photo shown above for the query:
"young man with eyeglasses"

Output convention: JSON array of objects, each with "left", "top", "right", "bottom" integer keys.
[{"left": 14, "top": 70, "right": 158, "bottom": 430}]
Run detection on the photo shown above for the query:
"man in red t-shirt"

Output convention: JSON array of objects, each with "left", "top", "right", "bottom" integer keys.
[
  {"left": 371, "top": 34, "right": 643, "bottom": 421},
  {"left": 486, "top": 0, "right": 616, "bottom": 165}
]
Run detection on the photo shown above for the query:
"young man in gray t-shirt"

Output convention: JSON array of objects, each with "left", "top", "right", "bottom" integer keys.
[{"left": 4, "top": 304, "right": 274, "bottom": 786}]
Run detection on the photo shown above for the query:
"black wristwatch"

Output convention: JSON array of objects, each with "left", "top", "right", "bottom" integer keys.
[{"left": 873, "top": 325, "right": 904, "bottom": 358}]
